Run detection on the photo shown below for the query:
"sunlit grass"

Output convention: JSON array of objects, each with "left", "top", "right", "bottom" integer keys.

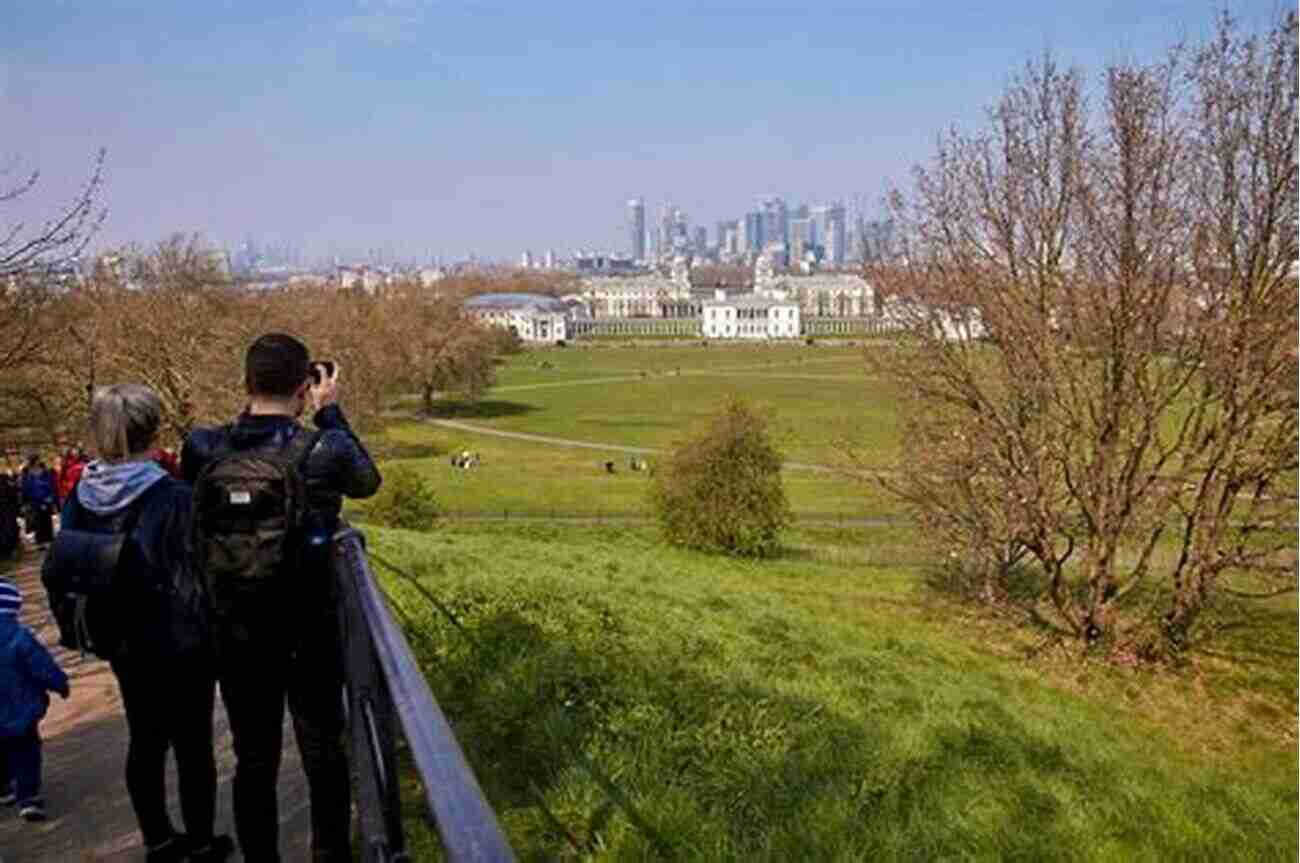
[{"left": 371, "top": 522, "right": 1298, "bottom": 861}]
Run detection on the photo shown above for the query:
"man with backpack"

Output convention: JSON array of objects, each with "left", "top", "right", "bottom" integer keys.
[{"left": 182, "top": 334, "right": 382, "bottom": 863}]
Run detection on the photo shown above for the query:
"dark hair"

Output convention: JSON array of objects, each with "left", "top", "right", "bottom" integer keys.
[{"left": 245, "top": 333, "right": 310, "bottom": 398}]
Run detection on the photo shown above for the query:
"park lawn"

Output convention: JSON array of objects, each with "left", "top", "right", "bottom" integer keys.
[
  {"left": 358, "top": 421, "right": 902, "bottom": 520},
  {"left": 465, "top": 343, "right": 901, "bottom": 467},
  {"left": 493, "top": 342, "right": 871, "bottom": 389},
  {"left": 433, "top": 372, "right": 902, "bottom": 468},
  {"left": 369, "top": 522, "right": 1298, "bottom": 861}
]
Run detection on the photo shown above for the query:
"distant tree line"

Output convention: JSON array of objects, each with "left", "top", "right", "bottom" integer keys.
[{"left": 1, "top": 232, "right": 519, "bottom": 452}]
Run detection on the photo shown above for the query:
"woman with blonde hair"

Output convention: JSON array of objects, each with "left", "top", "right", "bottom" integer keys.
[{"left": 42, "top": 384, "right": 232, "bottom": 863}]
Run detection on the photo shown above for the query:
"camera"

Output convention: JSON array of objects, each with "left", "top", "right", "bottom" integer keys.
[{"left": 309, "top": 360, "right": 336, "bottom": 384}]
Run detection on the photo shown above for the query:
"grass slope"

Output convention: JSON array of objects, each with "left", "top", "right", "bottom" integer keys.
[{"left": 371, "top": 523, "right": 1298, "bottom": 862}]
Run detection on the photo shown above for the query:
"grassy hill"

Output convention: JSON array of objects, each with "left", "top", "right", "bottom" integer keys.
[{"left": 370, "top": 522, "right": 1298, "bottom": 861}]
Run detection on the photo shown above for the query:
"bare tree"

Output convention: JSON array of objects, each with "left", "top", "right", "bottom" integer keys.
[
  {"left": 379, "top": 280, "right": 499, "bottom": 414},
  {"left": 0, "top": 148, "right": 107, "bottom": 278},
  {"left": 871, "top": 13, "right": 1297, "bottom": 653},
  {"left": 63, "top": 235, "right": 246, "bottom": 443},
  {"left": 0, "top": 149, "right": 107, "bottom": 447}
]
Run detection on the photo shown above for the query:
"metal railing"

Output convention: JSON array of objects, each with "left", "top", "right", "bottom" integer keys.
[{"left": 334, "top": 527, "right": 516, "bottom": 863}]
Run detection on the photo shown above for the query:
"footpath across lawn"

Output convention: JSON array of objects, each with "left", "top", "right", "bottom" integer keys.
[{"left": 368, "top": 522, "right": 1298, "bottom": 862}]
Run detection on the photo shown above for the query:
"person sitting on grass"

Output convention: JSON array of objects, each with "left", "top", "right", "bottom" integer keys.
[{"left": 0, "top": 576, "right": 70, "bottom": 823}]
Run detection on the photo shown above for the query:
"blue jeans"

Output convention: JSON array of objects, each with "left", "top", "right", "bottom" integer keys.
[{"left": 0, "top": 725, "right": 43, "bottom": 806}]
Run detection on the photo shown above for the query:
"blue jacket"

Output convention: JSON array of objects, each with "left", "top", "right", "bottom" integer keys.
[
  {"left": 0, "top": 615, "right": 70, "bottom": 738},
  {"left": 21, "top": 470, "right": 55, "bottom": 507}
]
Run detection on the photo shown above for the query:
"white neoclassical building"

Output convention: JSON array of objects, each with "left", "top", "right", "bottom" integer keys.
[
  {"left": 578, "top": 256, "right": 698, "bottom": 318},
  {"left": 701, "top": 291, "right": 801, "bottom": 340},
  {"left": 578, "top": 274, "right": 684, "bottom": 317},
  {"left": 752, "top": 256, "right": 875, "bottom": 318},
  {"left": 777, "top": 273, "right": 875, "bottom": 317},
  {"left": 464, "top": 293, "right": 570, "bottom": 343}
]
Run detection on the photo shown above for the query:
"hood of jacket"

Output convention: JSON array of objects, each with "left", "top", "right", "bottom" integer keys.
[{"left": 76, "top": 459, "right": 168, "bottom": 515}]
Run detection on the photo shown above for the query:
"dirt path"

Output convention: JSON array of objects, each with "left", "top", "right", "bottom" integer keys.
[{"left": 0, "top": 559, "right": 313, "bottom": 862}]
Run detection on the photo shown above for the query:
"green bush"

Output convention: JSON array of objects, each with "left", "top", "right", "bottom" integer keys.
[
  {"left": 650, "top": 398, "right": 791, "bottom": 557},
  {"left": 362, "top": 468, "right": 440, "bottom": 530}
]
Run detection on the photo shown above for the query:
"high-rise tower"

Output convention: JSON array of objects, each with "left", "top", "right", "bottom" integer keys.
[
  {"left": 628, "top": 198, "right": 646, "bottom": 262},
  {"left": 759, "top": 196, "right": 788, "bottom": 249}
]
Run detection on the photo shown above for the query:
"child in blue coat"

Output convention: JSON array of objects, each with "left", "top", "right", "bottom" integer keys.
[{"left": 0, "top": 576, "right": 70, "bottom": 821}]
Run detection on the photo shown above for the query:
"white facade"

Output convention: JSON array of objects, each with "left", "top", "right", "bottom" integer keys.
[
  {"left": 578, "top": 274, "right": 691, "bottom": 318},
  {"left": 760, "top": 271, "right": 875, "bottom": 318},
  {"left": 336, "top": 265, "right": 386, "bottom": 294},
  {"left": 701, "top": 293, "right": 801, "bottom": 340},
  {"left": 880, "top": 295, "right": 987, "bottom": 341},
  {"left": 469, "top": 307, "right": 567, "bottom": 342},
  {"left": 464, "top": 293, "right": 570, "bottom": 343}
]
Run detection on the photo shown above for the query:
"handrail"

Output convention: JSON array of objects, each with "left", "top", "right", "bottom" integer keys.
[{"left": 334, "top": 527, "right": 516, "bottom": 863}]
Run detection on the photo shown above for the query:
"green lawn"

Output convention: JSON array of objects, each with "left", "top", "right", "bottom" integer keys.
[
  {"left": 365, "top": 342, "right": 907, "bottom": 520},
  {"left": 440, "top": 343, "right": 903, "bottom": 467},
  {"left": 359, "top": 421, "right": 900, "bottom": 520},
  {"left": 369, "top": 522, "right": 1298, "bottom": 861}
]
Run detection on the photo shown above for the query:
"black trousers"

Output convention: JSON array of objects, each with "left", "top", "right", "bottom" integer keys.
[
  {"left": 111, "top": 655, "right": 218, "bottom": 848},
  {"left": 218, "top": 623, "right": 351, "bottom": 863},
  {"left": 30, "top": 504, "right": 55, "bottom": 545}
]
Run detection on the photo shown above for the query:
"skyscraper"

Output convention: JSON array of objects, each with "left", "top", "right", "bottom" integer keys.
[
  {"left": 628, "top": 198, "right": 646, "bottom": 262},
  {"left": 744, "top": 211, "right": 764, "bottom": 252},
  {"left": 715, "top": 220, "right": 734, "bottom": 251},
  {"left": 723, "top": 225, "right": 739, "bottom": 257},
  {"left": 694, "top": 226, "right": 708, "bottom": 257},
  {"left": 659, "top": 205, "right": 675, "bottom": 261},
  {"left": 789, "top": 217, "right": 813, "bottom": 264},
  {"left": 759, "top": 196, "right": 788, "bottom": 250},
  {"left": 812, "top": 203, "right": 847, "bottom": 266}
]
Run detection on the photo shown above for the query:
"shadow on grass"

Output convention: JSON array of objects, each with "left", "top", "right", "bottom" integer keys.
[
  {"left": 371, "top": 439, "right": 450, "bottom": 461},
  {"left": 426, "top": 400, "right": 538, "bottom": 420}
]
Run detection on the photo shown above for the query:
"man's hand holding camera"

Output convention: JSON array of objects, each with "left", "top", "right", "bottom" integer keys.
[{"left": 308, "top": 360, "right": 340, "bottom": 413}]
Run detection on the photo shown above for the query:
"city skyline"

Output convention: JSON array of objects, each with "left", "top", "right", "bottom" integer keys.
[{"left": 4, "top": 1, "right": 1281, "bottom": 262}]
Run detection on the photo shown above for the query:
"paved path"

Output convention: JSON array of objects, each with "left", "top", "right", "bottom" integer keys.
[
  {"left": 0, "top": 558, "right": 313, "bottom": 862},
  {"left": 426, "top": 417, "right": 886, "bottom": 477}
]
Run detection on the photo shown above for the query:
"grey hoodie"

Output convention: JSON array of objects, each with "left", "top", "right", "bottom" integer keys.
[{"left": 76, "top": 460, "right": 169, "bottom": 515}]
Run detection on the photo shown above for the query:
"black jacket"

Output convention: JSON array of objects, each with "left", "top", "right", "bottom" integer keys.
[
  {"left": 181, "top": 404, "right": 382, "bottom": 531},
  {"left": 46, "top": 474, "right": 206, "bottom": 661}
]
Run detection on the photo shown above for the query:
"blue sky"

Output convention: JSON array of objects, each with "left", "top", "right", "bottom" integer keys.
[{"left": 1, "top": 1, "right": 1283, "bottom": 262}]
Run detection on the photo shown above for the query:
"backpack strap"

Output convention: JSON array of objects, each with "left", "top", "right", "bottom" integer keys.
[
  {"left": 288, "top": 429, "right": 322, "bottom": 525},
  {"left": 282, "top": 428, "right": 323, "bottom": 474}
]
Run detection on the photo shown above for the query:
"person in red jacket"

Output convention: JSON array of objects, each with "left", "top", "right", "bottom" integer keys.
[
  {"left": 55, "top": 449, "right": 85, "bottom": 504},
  {"left": 151, "top": 448, "right": 181, "bottom": 479}
]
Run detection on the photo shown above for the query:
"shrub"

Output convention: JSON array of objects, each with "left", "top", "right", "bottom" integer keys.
[
  {"left": 485, "top": 325, "right": 525, "bottom": 356},
  {"left": 362, "top": 468, "right": 439, "bottom": 531},
  {"left": 650, "top": 399, "right": 791, "bottom": 557}
]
